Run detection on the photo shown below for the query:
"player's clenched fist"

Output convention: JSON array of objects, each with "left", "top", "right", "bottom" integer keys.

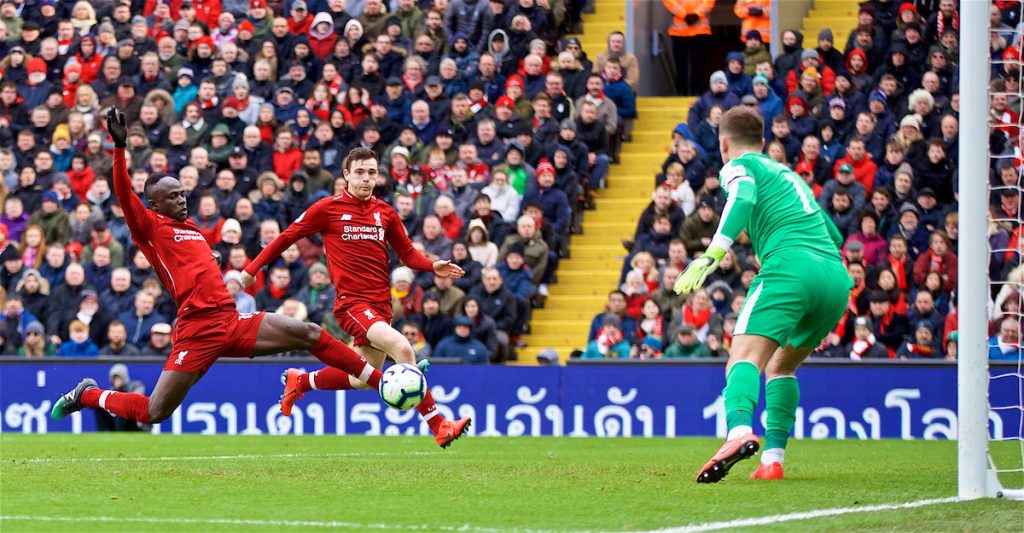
[
  {"left": 241, "top": 271, "right": 256, "bottom": 288},
  {"left": 674, "top": 245, "right": 725, "bottom": 295}
]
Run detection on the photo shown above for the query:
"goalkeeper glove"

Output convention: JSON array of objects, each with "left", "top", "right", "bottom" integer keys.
[{"left": 674, "top": 245, "right": 726, "bottom": 295}]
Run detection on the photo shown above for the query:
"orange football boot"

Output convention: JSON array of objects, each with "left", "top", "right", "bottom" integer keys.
[
  {"left": 434, "top": 417, "right": 472, "bottom": 449},
  {"left": 279, "top": 368, "right": 305, "bottom": 417},
  {"left": 749, "top": 462, "right": 785, "bottom": 480},
  {"left": 696, "top": 434, "right": 760, "bottom": 483}
]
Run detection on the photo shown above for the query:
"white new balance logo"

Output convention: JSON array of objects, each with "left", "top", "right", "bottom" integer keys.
[
  {"left": 174, "top": 351, "right": 189, "bottom": 365},
  {"left": 341, "top": 214, "right": 353, "bottom": 221}
]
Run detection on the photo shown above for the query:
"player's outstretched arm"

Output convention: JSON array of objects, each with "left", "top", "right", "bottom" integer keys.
[
  {"left": 385, "top": 209, "right": 445, "bottom": 273},
  {"left": 242, "top": 202, "right": 324, "bottom": 287},
  {"left": 107, "top": 107, "right": 151, "bottom": 235}
]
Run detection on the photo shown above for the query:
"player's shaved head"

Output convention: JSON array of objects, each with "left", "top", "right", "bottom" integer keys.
[
  {"left": 719, "top": 106, "right": 765, "bottom": 150},
  {"left": 144, "top": 173, "right": 188, "bottom": 222}
]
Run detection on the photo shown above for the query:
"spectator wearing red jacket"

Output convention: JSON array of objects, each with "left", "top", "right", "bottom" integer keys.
[
  {"left": 307, "top": 12, "right": 338, "bottom": 59},
  {"left": 913, "top": 230, "right": 958, "bottom": 292},
  {"left": 833, "top": 138, "right": 878, "bottom": 197},
  {"left": 271, "top": 128, "right": 302, "bottom": 183},
  {"left": 786, "top": 48, "right": 835, "bottom": 95},
  {"left": 287, "top": 0, "right": 313, "bottom": 35}
]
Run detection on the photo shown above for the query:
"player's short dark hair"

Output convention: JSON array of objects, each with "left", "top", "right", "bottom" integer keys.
[
  {"left": 343, "top": 147, "right": 378, "bottom": 171},
  {"left": 720, "top": 106, "right": 764, "bottom": 148}
]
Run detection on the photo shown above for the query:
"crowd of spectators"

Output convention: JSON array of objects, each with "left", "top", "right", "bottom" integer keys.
[
  {"left": 0, "top": 0, "right": 642, "bottom": 363},
  {"left": 583, "top": 0, "right": 1023, "bottom": 362}
]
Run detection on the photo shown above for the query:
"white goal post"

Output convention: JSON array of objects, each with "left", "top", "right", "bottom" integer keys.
[{"left": 959, "top": 0, "right": 1023, "bottom": 501}]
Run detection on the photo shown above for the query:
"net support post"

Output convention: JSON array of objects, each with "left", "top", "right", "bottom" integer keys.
[{"left": 957, "top": 0, "right": 993, "bottom": 500}]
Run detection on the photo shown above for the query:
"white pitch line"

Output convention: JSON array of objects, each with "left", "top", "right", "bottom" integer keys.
[
  {"left": 650, "top": 496, "right": 962, "bottom": 532},
  {"left": 15, "top": 451, "right": 436, "bottom": 464},
  {"left": 0, "top": 514, "right": 531, "bottom": 532}
]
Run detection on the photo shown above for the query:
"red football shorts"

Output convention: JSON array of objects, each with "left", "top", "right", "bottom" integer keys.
[
  {"left": 164, "top": 310, "right": 267, "bottom": 372},
  {"left": 336, "top": 300, "right": 392, "bottom": 347}
]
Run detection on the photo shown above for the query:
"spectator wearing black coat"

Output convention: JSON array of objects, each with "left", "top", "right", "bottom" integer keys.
[
  {"left": 450, "top": 241, "right": 483, "bottom": 294},
  {"left": 420, "top": 292, "right": 455, "bottom": 347},
  {"left": 467, "top": 269, "right": 517, "bottom": 335}
]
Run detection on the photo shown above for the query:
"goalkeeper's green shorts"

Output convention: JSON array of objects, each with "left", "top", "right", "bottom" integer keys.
[{"left": 733, "top": 250, "right": 852, "bottom": 349}]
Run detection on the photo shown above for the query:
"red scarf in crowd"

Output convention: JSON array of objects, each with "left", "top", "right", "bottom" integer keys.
[{"left": 683, "top": 304, "right": 712, "bottom": 329}]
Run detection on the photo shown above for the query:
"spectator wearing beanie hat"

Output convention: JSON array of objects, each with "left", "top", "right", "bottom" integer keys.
[
  {"left": 749, "top": 73, "right": 780, "bottom": 122},
  {"left": 742, "top": 30, "right": 771, "bottom": 76},
  {"left": 724, "top": 51, "right": 752, "bottom": 98},
  {"left": 815, "top": 27, "right": 844, "bottom": 72},
  {"left": 523, "top": 160, "right": 571, "bottom": 239},
  {"left": 50, "top": 124, "right": 74, "bottom": 172},
  {"left": 686, "top": 70, "right": 740, "bottom": 132},
  {"left": 22, "top": 58, "right": 55, "bottom": 109},
  {"left": 786, "top": 48, "right": 835, "bottom": 95}
]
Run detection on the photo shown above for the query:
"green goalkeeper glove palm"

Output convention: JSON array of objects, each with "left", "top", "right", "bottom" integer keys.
[{"left": 674, "top": 245, "right": 726, "bottom": 295}]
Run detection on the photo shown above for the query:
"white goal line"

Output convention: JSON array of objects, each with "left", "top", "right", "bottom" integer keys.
[{"left": 649, "top": 497, "right": 962, "bottom": 532}]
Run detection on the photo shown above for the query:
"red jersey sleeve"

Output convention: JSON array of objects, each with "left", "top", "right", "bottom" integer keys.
[
  {"left": 385, "top": 206, "right": 435, "bottom": 272},
  {"left": 245, "top": 199, "right": 328, "bottom": 276},
  {"left": 112, "top": 148, "right": 154, "bottom": 240}
]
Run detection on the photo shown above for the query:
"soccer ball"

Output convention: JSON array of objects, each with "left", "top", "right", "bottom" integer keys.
[{"left": 378, "top": 363, "right": 426, "bottom": 411}]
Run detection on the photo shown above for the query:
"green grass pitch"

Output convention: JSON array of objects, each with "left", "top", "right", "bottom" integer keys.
[{"left": 2, "top": 434, "right": 1021, "bottom": 531}]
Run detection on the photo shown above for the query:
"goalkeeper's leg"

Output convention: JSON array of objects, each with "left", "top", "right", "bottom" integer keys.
[
  {"left": 696, "top": 334, "right": 778, "bottom": 483},
  {"left": 751, "top": 344, "right": 810, "bottom": 480}
]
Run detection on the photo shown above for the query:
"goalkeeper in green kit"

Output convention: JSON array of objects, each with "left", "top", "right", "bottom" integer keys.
[{"left": 675, "top": 107, "right": 852, "bottom": 483}]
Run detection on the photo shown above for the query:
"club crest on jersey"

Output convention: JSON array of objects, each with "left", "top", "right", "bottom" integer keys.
[{"left": 373, "top": 212, "right": 382, "bottom": 226}]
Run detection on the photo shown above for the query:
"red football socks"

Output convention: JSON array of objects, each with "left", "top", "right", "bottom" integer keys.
[
  {"left": 418, "top": 388, "right": 445, "bottom": 434},
  {"left": 81, "top": 388, "right": 152, "bottom": 424},
  {"left": 299, "top": 367, "right": 353, "bottom": 393},
  {"left": 310, "top": 333, "right": 382, "bottom": 389}
]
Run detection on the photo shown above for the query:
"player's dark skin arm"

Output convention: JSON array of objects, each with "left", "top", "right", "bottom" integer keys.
[{"left": 105, "top": 108, "right": 343, "bottom": 422}]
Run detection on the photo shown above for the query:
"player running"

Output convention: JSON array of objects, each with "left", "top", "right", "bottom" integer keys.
[
  {"left": 51, "top": 108, "right": 388, "bottom": 426},
  {"left": 674, "top": 107, "right": 852, "bottom": 483},
  {"left": 242, "top": 147, "right": 472, "bottom": 448}
]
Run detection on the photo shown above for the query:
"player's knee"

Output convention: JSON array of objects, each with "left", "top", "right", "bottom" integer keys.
[
  {"left": 301, "top": 323, "right": 323, "bottom": 348},
  {"left": 148, "top": 403, "right": 175, "bottom": 423},
  {"left": 393, "top": 343, "right": 416, "bottom": 363}
]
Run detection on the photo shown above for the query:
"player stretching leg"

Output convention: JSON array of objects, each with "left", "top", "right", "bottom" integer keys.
[
  {"left": 243, "top": 148, "right": 472, "bottom": 448},
  {"left": 674, "top": 107, "right": 851, "bottom": 483},
  {"left": 51, "top": 109, "right": 387, "bottom": 426}
]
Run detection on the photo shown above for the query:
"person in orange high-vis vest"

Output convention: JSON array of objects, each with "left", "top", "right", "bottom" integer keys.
[
  {"left": 734, "top": 0, "right": 770, "bottom": 43},
  {"left": 662, "top": 0, "right": 715, "bottom": 95}
]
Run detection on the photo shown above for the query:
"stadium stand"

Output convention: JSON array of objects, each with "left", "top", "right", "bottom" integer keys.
[
  {"left": 0, "top": 0, "right": 623, "bottom": 364},
  {"left": 581, "top": 0, "right": 990, "bottom": 364}
]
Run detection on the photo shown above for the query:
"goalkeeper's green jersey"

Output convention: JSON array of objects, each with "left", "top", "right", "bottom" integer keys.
[{"left": 711, "top": 152, "right": 843, "bottom": 265}]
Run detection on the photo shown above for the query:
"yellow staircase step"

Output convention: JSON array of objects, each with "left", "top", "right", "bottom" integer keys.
[{"left": 514, "top": 16, "right": 694, "bottom": 362}]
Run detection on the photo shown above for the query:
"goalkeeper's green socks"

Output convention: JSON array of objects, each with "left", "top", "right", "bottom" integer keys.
[
  {"left": 723, "top": 361, "right": 760, "bottom": 440},
  {"left": 762, "top": 375, "right": 800, "bottom": 465}
]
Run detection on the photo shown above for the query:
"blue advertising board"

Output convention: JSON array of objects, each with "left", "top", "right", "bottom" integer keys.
[{"left": 0, "top": 360, "right": 1019, "bottom": 440}]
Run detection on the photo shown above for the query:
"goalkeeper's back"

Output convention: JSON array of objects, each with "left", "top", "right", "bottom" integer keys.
[{"left": 719, "top": 152, "right": 844, "bottom": 266}]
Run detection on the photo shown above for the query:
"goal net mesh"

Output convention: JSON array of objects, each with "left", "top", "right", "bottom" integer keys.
[{"left": 989, "top": 0, "right": 1024, "bottom": 494}]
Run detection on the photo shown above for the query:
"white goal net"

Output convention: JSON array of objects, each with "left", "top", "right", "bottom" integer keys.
[{"left": 975, "top": 0, "right": 1024, "bottom": 500}]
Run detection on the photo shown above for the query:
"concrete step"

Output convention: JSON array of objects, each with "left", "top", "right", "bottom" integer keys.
[
  {"left": 530, "top": 322, "right": 592, "bottom": 336},
  {"left": 521, "top": 333, "right": 588, "bottom": 348}
]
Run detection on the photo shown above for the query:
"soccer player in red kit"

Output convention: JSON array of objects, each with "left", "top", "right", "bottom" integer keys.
[
  {"left": 242, "top": 147, "right": 472, "bottom": 448},
  {"left": 50, "top": 108, "right": 387, "bottom": 426}
]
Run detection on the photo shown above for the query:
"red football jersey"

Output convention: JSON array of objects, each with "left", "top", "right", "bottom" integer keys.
[
  {"left": 112, "top": 149, "right": 235, "bottom": 318},
  {"left": 245, "top": 189, "right": 435, "bottom": 305}
]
